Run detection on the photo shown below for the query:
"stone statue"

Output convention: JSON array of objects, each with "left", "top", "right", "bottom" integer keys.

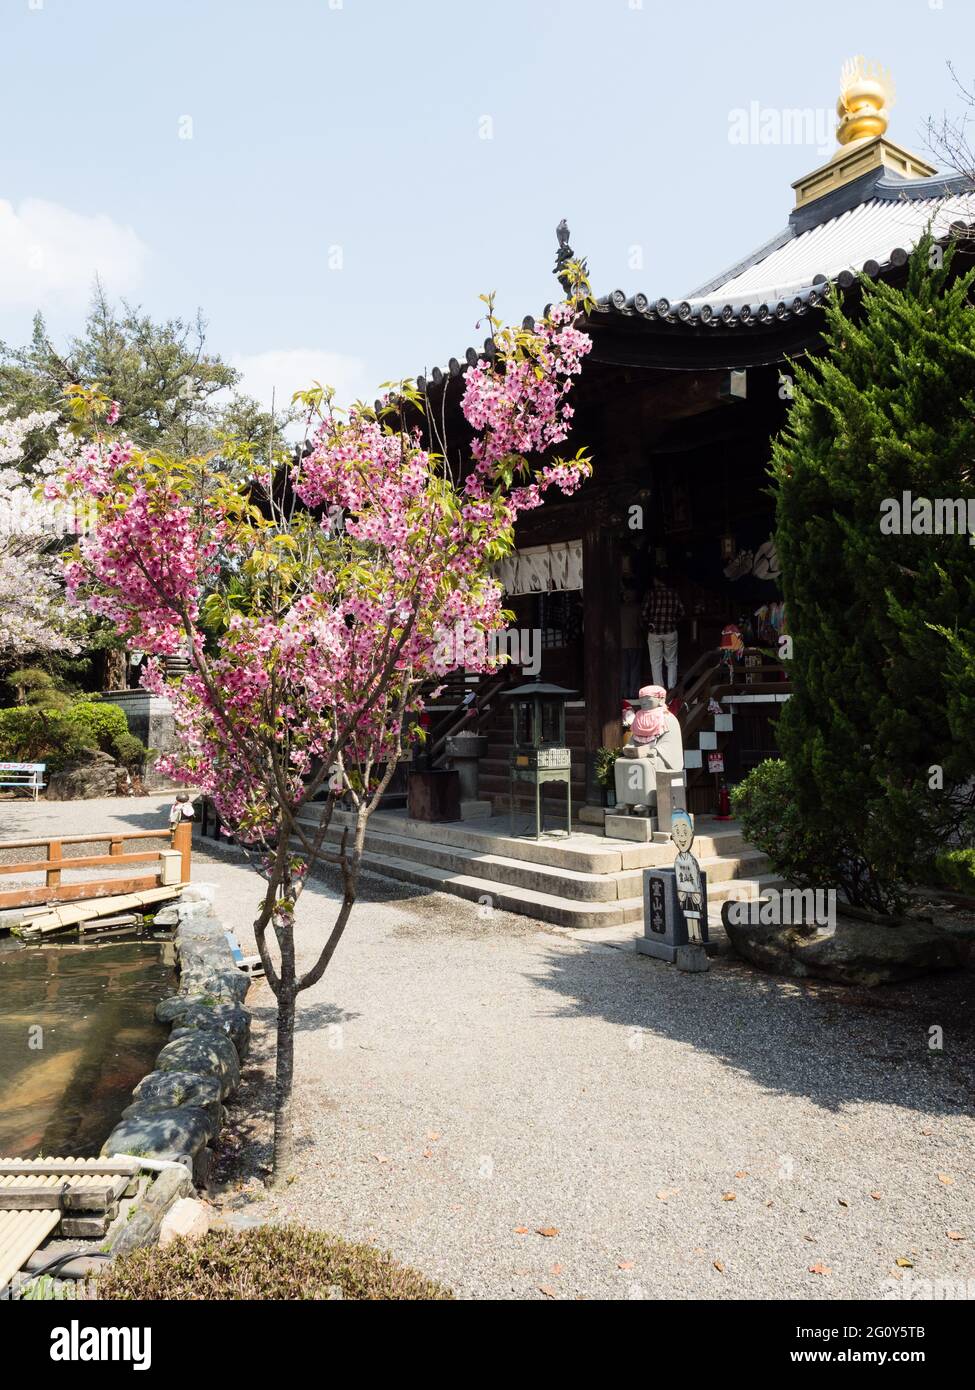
[{"left": 614, "top": 684, "right": 684, "bottom": 819}]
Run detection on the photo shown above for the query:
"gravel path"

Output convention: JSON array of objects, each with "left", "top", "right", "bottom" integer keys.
[{"left": 5, "top": 797, "right": 975, "bottom": 1300}]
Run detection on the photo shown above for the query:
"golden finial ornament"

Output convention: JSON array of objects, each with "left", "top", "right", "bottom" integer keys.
[{"left": 835, "top": 56, "right": 896, "bottom": 151}]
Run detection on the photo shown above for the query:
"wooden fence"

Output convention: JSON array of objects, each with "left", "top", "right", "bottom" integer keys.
[{"left": 0, "top": 822, "right": 191, "bottom": 910}]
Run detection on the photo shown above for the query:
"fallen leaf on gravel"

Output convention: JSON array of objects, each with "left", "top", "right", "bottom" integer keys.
[
  {"left": 920, "top": 1128, "right": 933, "bottom": 1136},
  {"left": 421, "top": 1149, "right": 433, "bottom": 1159},
  {"left": 947, "top": 1232, "right": 966, "bottom": 1241},
  {"left": 838, "top": 1199, "right": 849, "bottom": 1207},
  {"left": 808, "top": 1264, "right": 831, "bottom": 1276},
  {"left": 803, "top": 1234, "right": 815, "bottom": 1242},
  {"left": 539, "top": 1285, "right": 557, "bottom": 1298},
  {"left": 713, "top": 1260, "right": 725, "bottom": 1273},
  {"left": 870, "top": 1191, "right": 882, "bottom": 1200},
  {"left": 550, "top": 1263, "right": 563, "bottom": 1275},
  {"left": 895, "top": 1258, "right": 915, "bottom": 1268},
  {"left": 617, "top": 1260, "right": 635, "bottom": 1270},
  {"left": 938, "top": 1174, "right": 955, "bottom": 1186},
  {"left": 721, "top": 1192, "right": 736, "bottom": 1201},
  {"left": 513, "top": 1226, "right": 530, "bottom": 1235},
  {"left": 735, "top": 1170, "right": 749, "bottom": 1178},
  {"left": 372, "top": 1154, "right": 390, "bottom": 1164},
  {"left": 536, "top": 1226, "right": 559, "bottom": 1238}
]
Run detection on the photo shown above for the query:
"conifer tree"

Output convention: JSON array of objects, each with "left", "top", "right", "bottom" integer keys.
[{"left": 770, "top": 235, "right": 975, "bottom": 911}]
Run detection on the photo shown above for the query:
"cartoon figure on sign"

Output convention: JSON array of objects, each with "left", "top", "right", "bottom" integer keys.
[
  {"left": 671, "top": 810, "right": 709, "bottom": 972},
  {"left": 671, "top": 810, "right": 702, "bottom": 935}
]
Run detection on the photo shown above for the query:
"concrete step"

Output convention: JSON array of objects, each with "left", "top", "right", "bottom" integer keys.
[
  {"left": 298, "top": 809, "right": 747, "bottom": 873},
  {"left": 346, "top": 848, "right": 642, "bottom": 930},
  {"left": 312, "top": 823, "right": 633, "bottom": 902},
  {"left": 294, "top": 811, "right": 774, "bottom": 916}
]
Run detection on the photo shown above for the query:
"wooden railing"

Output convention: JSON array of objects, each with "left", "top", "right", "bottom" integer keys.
[
  {"left": 425, "top": 666, "right": 520, "bottom": 767},
  {"left": 0, "top": 822, "right": 191, "bottom": 910}
]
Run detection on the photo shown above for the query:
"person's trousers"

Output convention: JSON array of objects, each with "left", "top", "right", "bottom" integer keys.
[
  {"left": 647, "top": 629, "right": 678, "bottom": 690},
  {"left": 621, "top": 647, "right": 642, "bottom": 697}
]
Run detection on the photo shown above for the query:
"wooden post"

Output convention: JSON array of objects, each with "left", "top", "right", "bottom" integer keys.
[
  {"left": 582, "top": 525, "right": 621, "bottom": 805},
  {"left": 172, "top": 820, "right": 192, "bottom": 883},
  {"left": 47, "top": 838, "right": 61, "bottom": 890}
]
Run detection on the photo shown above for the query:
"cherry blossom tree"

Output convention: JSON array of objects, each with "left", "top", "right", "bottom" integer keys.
[
  {"left": 0, "top": 408, "right": 83, "bottom": 663},
  {"left": 59, "top": 276, "right": 593, "bottom": 1178}
]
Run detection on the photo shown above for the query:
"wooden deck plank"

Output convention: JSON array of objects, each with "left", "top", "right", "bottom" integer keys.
[
  {"left": 0, "top": 1209, "right": 61, "bottom": 1290},
  {"left": 0, "top": 1157, "right": 142, "bottom": 1177}
]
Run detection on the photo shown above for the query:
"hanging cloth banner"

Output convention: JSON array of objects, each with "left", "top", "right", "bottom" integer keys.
[{"left": 494, "top": 540, "right": 583, "bottom": 595}]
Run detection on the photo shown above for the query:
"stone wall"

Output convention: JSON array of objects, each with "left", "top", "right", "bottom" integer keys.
[
  {"left": 100, "top": 887, "right": 250, "bottom": 1206},
  {"left": 101, "top": 689, "right": 180, "bottom": 791}
]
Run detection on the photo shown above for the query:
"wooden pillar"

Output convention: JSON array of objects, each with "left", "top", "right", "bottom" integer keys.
[
  {"left": 172, "top": 820, "right": 193, "bottom": 883},
  {"left": 46, "top": 839, "right": 62, "bottom": 890},
  {"left": 582, "top": 526, "right": 621, "bottom": 804}
]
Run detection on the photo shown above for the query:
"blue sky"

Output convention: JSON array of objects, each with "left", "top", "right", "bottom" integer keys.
[{"left": 1, "top": 0, "right": 972, "bottom": 411}]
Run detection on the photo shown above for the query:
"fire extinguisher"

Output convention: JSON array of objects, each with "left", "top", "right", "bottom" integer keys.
[{"left": 716, "top": 779, "right": 732, "bottom": 820}]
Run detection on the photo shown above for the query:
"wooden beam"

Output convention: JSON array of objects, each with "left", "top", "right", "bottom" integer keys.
[
  {"left": 582, "top": 526, "right": 621, "bottom": 803},
  {"left": 0, "top": 875, "right": 160, "bottom": 910},
  {"left": 0, "top": 850, "right": 167, "bottom": 876},
  {"left": 0, "top": 831, "right": 170, "bottom": 852},
  {"left": 0, "top": 1179, "right": 124, "bottom": 1211}
]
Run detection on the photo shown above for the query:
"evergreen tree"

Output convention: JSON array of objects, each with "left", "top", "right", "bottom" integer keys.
[
  {"left": 770, "top": 235, "right": 975, "bottom": 911},
  {"left": 0, "top": 282, "right": 289, "bottom": 464}
]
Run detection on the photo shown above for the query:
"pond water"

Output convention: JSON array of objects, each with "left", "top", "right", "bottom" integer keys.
[{"left": 0, "top": 932, "right": 175, "bottom": 1158}]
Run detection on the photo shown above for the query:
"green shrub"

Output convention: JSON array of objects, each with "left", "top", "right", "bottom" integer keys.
[
  {"left": 0, "top": 699, "right": 145, "bottom": 774},
  {"left": 594, "top": 746, "right": 621, "bottom": 790},
  {"left": 63, "top": 700, "right": 128, "bottom": 753},
  {"left": 731, "top": 758, "right": 910, "bottom": 911},
  {"left": 95, "top": 1226, "right": 453, "bottom": 1301},
  {"left": 932, "top": 848, "right": 975, "bottom": 897},
  {"left": 0, "top": 706, "right": 90, "bottom": 771},
  {"left": 731, "top": 760, "right": 839, "bottom": 889},
  {"left": 112, "top": 730, "right": 147, "bottom": 770}
]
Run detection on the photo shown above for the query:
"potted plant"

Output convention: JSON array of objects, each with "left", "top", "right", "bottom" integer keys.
[{"left": 594, "top": 746, "right": 622, "bottom": 807}]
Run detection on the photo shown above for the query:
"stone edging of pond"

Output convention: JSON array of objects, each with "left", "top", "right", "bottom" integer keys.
[{"left": 98, "top": 885, "right": 251, "bottom": 1257}]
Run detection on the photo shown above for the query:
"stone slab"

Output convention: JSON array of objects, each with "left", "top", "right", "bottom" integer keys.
[{"left": 605, "top": 813, "right": 656, "bottom": 842}]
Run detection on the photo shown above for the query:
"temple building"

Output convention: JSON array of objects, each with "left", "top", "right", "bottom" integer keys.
[{"left": 418, "top": 59, "right": 973, "bottom": 817}]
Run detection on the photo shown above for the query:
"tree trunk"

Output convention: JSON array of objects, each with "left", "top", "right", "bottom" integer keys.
[
  {"left": 103, "top": 647, "right": 126, "bottom": 691},
  {"left": 272, "top": 983, "right": 296, "bottom": 1184},
  {"left": 270, "top": 902, "right": 298, "bottom": 1187}
]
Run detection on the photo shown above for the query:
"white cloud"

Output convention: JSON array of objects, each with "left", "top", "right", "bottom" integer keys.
[
  {"left": 0, "top": 197, "right": 148, "bottom": 309},
  {"left": 229, "top": 348, "right": 372, "bottom": 433}
]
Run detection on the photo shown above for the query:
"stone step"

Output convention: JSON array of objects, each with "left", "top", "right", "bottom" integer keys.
[
  {"left": 298, "top": 809, "right": 748, "bottom": 873},
  {"left": 296, "top": 814, "right": 771, "bottom": 908},
  {"left": 337, "top": 848, "right": 788, "bottom": 931},
  {"left": 348, "top": 850, "right": 642, "bottom": 930},
  {"left": 326, "top": 822, "right": 765, "bottom": 900}
]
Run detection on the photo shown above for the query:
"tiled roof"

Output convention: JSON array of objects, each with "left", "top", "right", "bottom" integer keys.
[
  {"left": 694, "top": 193, "right": 973, "bottom": 300},
  {"left": 589, "top": 173, "right": 974, "bottom": 332},
  {"left": 414, "top": 172, "right": 974, "bottom": 395}
]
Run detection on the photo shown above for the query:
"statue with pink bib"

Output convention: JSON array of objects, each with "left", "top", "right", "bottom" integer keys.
[{"left": 614, "top": 684, "right": 686, "bottom": 827}]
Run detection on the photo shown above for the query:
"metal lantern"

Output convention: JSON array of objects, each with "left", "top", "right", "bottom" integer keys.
[{"left": 502, "top": 679, "right": 576, "bottom": 837}]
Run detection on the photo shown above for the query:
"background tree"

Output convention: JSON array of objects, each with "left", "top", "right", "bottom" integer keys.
[
  {"left": 0, "top": 408, "right": 83, "bottom": 666},
  {"left": 766, "top": 235, "right": 975, "bottom": 912},
  {"left": 60, "top": 271, "right": 594, "bottom": 1179},
  {"left": 0, "top": 281, "right": 289, "bottom": 463}
]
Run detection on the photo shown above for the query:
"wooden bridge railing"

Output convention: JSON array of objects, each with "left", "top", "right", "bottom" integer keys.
[{"left": 0, "top": 822, "right": 192, "bottom": 910}]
